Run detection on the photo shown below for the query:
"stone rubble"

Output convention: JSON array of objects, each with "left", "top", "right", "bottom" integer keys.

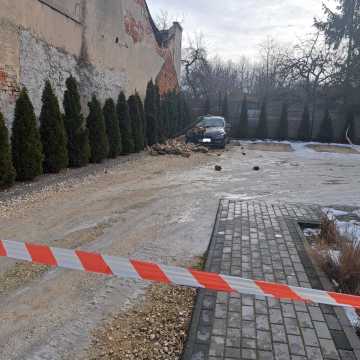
[{"left": 149, "top": 139, "right": 209, "bottom": 157}]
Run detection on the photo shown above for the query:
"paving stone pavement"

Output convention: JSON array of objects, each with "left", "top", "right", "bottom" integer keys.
[{"left": 183, "top": 200, "right": 360, "bottom": 360}]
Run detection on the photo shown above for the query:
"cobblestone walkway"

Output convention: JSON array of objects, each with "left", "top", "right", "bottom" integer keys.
[{"left": 183, "top": 201, "right": 360, "bottom": 360}]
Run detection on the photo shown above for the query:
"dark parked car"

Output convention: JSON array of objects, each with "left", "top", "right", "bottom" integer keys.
[{"left": 186, "top": 116, "right": 228, "bottom": 148}]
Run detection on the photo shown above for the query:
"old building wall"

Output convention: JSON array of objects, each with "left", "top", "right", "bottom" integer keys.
[
  {"left": 0, "top": 0, "right": 182, "bottom": 127},
  {"left": 1, "top": 0, "right": 83, "bottom": 56},
  {"left": 0, "top": 20, "right": 20, "bottom": 128}
]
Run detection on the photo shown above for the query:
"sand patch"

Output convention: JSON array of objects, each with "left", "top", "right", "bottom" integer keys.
[
  {"left": 246, "top": 142, "right": 293, "bottom": 152},
  {"left": 308, "top": 144, "right": 359, "bottom": 154}
]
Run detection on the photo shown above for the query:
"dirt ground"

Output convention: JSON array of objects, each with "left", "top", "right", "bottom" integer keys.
[
  {"left": 307, "top": 144, "right": 359, "bottom": 154},
  {"left": 246, "top": 142, "right": 294, "bottom": 152},
  {"left": 1, "top": 143, "right": 360, "bottom": 359}
]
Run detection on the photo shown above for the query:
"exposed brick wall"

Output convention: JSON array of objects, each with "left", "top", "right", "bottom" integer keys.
[
  {"left": 124, "top": 12, "right": 145, "bottom": 44},
  {"left": 0, "top": 68, "right": 19, "bottom": 129},
  {"left": 156, "top": 53, "right": 179, "bottom": 95},
  {"left": 0, "top": 66, "right": 19, "bottom": 97}
]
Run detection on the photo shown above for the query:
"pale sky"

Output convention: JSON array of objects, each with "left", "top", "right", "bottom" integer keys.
[{"left": 147, "top": 0, "right": 328, "bottom": 60}]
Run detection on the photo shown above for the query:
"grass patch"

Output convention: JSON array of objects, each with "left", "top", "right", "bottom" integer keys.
[
  {"left": 309, "top": 216, "right": 360, "bottom": 334},
  {"left": 310, "top": 216, "right": 360, "bottom": 293},
  {"left": 191, "top": 255, "right": 206, "bottom": 271}
]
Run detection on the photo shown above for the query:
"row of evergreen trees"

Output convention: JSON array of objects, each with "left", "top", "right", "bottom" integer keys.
[
  {"left": 0, "top": 77, "right": 192, "bottom": 189},
  {"left": 232, "top": 97, "right": 357, "bottom": 143}
]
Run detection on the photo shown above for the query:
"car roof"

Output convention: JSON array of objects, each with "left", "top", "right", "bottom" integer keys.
[{"left": 199, "top": 116, "right": 225, "bottom": 121}]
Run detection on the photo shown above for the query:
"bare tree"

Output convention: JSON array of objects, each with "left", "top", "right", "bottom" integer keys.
[
  {"left": 279, "top": 32, "right": 342, "bottom": 133},
  {"left": 155, "top": 10, "right": 184, "bottom": 30},
  {"left": 181, "top": 33, "right": 209, "bottom": 99},
  {"left": 258, "top": 37, "right": 287, "bottom": 98}
]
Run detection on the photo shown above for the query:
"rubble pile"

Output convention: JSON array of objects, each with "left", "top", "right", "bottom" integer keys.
[{"left": 148, "top": 139, "right": 209, "bottom": 157}]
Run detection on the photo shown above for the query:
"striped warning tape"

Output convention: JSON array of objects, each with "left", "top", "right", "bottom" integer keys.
[{"left": 1, "top": 239, "right": 360, "bottom": 309}]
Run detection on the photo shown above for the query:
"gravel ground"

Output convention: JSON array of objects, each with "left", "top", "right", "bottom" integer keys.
[
  {"left": 0, "top": 153, "right": 144, "bottom": 218},
  {"left": 88, "top": 284, "right": 196, "bottom": 360}
]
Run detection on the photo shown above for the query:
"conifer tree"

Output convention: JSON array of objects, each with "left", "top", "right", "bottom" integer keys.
[
  {"left": 204, "top": 96, "right": 211, "bottom": 115},
  {"left": 154, "top": 84, "right": 161, "bottom": 139},
  {"left": 116, "top": 92, "right": 135, "bottom": 154},
  {"left": 12, "top": 88, "right": 43, "bottom": 181},
  {"left": 86, "top": 95, "right": 109, "bottom": 163},
  {"left": 277, "top": 102, "right": 289, "bottom": 141},
  {"left": 318, "top": 108, "right": 334, "bottom": 143},
  {"left": 176, "top": 94, "right": 184, "bottom": 133},
  {"left": 298, "top": 104, "right": 311, "bottom": 141},
  {"left": 222, "top": 93, "right": 229, "bottom": 121},
  {"left": 103, "top": 98, "right": 122, "bottom": 158},
  {"left": 256, "top": 100, "right": 268, "bottom": 140},
  {"left": 168, "top": 91, "right": 179, "bottom": 137},
  {"left": 236, "top": 96, "right": 249, "bottom": 139},
  {"left": 0, "top": 112, "right": 16, "bottom": 188},
  {"left": 39, "top": 81, "right": 68, "bottom": 173},
  {"left": 159, "top": 96, "right": 170, "bottom": 142},
  {"left": 63, "top": 76, "right": 90, "bottom": 167},
  {"left": 145, "top": 80, "right": 159, "bottom": 146},
  {"left": 128, "top": 94, "right": 144, "bottom": 152},
  {"left": 218, "top": 91, "right": 222, "bottom": 114},
  {"left": 135, "top": 92, "right": 145, "bottom": 148},
  {"left": 180, "top": 94, "right": 192, "bottom": 131}
]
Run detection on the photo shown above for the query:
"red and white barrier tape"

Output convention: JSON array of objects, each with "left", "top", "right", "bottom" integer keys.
[{"left": 1, "top": 239, "right": 360, "bottom": 309}]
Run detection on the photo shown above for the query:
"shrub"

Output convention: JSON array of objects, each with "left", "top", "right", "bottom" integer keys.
[
  {"left": 87, "top": 95, "right": 109, "bottom": 163},
  {"left": 11, "top": 88, "right": 43, "bottom": 181},
  {"left": 39, "top": 80, "right": 68, "bottom": 173},
  {"left": 0, "top": 112, "right": 16, "bottom": 188},
  {"left": 103, "top": 98, "right": 122, "bottom": 158},
  {"left": 256, "top": 100, "right": 268, "bottom": 140},
  {"left": 313, "top": 237, "right": 360, "bottom": 295},
  {"left": 63, "top": 76, "right": 90, "bottom": 167},
  {"left": 128, "top": 94, "right": 144, "bottom": 152},
  {"left": 319, "top": 215, "right": 338, "bottom": 246},
  {"left": 277, "top": 102, "right": 288, "bottom": 141},
  {"left": 334, "top": 241, "right": 360, "bottom": 294},
  {"left": 145, "top": 80, "right": 159, "bottom": 146},
  {"left": 116, "top": 92, "right": 135, "bottom": 154},
  {"left": 317, "top": 108, "right": 334, "bottom": 143},
  {"left": 311, "top": 215, "right": 360, "bottom": 295},
  {"left": 298, "top": 105, "right": 311, "bottom": 141}
]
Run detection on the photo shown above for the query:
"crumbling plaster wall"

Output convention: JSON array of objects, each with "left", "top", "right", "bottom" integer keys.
[{"left": 0, "top": 0, "right": 182, "bottom": 126}]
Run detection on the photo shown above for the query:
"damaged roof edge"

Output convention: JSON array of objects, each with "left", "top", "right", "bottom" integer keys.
[{"left": 143, "top": 0, "right": 182, "bottom": 48}]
